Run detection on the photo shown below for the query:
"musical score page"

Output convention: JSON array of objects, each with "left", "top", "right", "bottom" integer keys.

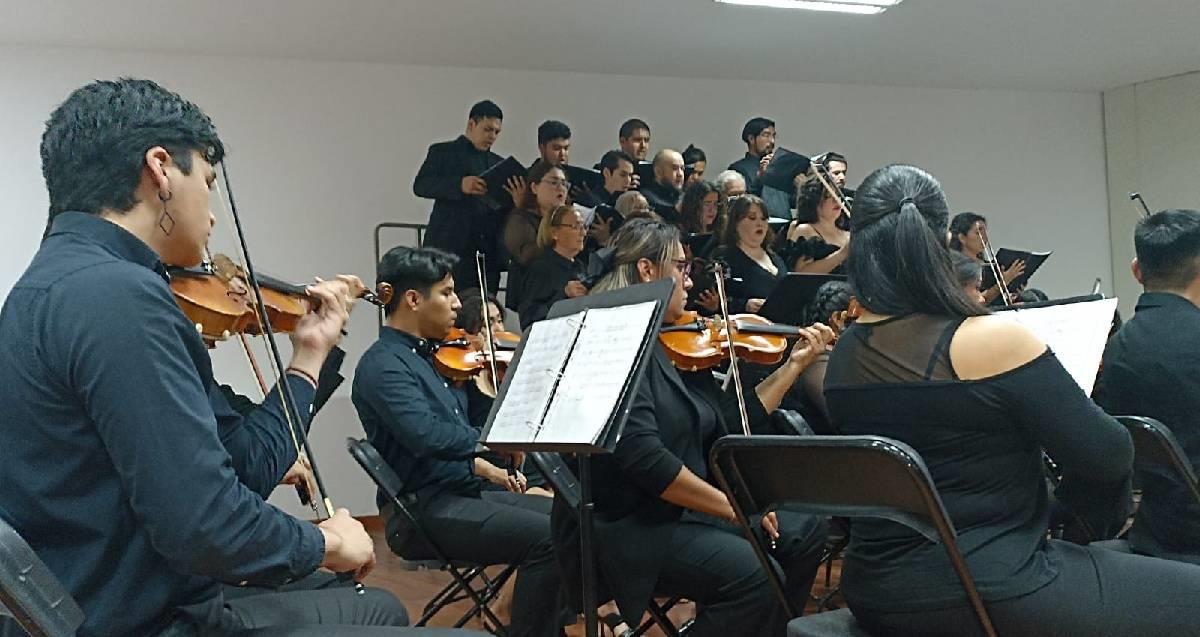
[
  {"left": 537, "top": 301, "right": 658, "bottom": 444},
  {"left": 486, "top": 313, "right": 582, "bottom": 443},
  {"left": 994, "top": 298, "right": 1118, "bottom": 395}
]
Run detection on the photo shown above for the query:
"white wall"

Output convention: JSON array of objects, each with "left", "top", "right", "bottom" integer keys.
[
  {"left": 1, "top": 44, "right": 1111, "bottom": 515},
  {"left": 1104, "top": 71, "right": 1200, "bottom": 317}
]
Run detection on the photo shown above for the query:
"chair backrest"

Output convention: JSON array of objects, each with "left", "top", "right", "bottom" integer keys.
[
  {"left": 0, "top": 518, "right": 84, "bottom": 637},
  {"left": 710, "top": 434, "right": 996, "bottom": 637},
  {"left": 346, "top": 437, "right": 407, "bottom": 501},
  {"left": 1116, "top": 415, "right": 1200, "bottom": 506}
]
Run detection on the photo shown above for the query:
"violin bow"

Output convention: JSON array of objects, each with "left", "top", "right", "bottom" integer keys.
[
  {"left": 215, "top": 162, "right": 334, "bottom": 519},
  {"left": 1129, "top": 192, "right": 1152, "bottom": 219},
  {"left": 475, "top": 251, "right": 502, "bottom": 387},
  {"left": 978, "top": 225, "right": 1014, "bottom": 307},
  {"left": 709, "top": 260, "right": 752, "bottom": 436},
  {"left": 809, "top": 158, "right": 852, "bottom": 219}
]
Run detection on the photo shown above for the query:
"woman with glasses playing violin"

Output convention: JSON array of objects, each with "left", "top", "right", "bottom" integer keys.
[
  {"left": 516, "top": 204, "right": 589, "bottom": 330},
  {"left": 551, "top": 217, "right": 832, "bottom": 637}
]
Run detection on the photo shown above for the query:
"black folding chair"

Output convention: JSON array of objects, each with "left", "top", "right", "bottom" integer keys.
[
  {"left": 0, "top": 517, "right": 84, "bottom": 637},
  {"left": 710, "top": 435, "right": 997, "bottom": 637},
  {"left": 1092, "top": 416, "right": 1200, "bottom": 555},
  {"left": 528, "top": 452, "right": 690, "bottom": 637},
  {"left": 347, "top": 438, "right": 516, "bottom": 634}
]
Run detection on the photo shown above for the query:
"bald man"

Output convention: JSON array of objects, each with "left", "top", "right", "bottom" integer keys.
[{"left": 640, "top": 149, "right": 684, "bottom": 224}]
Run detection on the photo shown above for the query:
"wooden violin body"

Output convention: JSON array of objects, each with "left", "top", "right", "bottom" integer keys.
[
  {"left": 659, "top": 311, "right": 806, "bottom": 371},
  {"left": 433, "top": 327, "right": 520, "bottom": 381}
]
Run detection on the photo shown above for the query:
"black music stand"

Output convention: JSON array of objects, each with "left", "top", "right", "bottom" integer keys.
[{"left": 481, "top": 279, "right": 674, "bottom": 637}]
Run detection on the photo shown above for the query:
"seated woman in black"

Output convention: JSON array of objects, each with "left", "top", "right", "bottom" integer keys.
[
  {"left": 551, "top": 217, "right": 833, "bottom": 637},
  {"left": 780, "top": 176, "right": 849, "bottom": 274},
  {"left": 517, "top": 204, "right": 588, "bottom": 330},
  {"left": 710, "top": 194, "right": 786, "bottom": 314},
  {"left": 823, "top": 164, "right": 1200, "bottom": 636},
  {"left": 788, "top": 280, "right": 853, "bottom": 434}
]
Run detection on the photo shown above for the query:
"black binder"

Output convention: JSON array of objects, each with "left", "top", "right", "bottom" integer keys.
[
  {"left": 479, "top": 156, "right": 527, "bottom": 210},
  {"left": 481, "top": 278, "right": 673, "bottom": 453},
  {"left": 761, "top": 148, "right": 812, "bottom": 195},
  {"left": 980, "top": 248, "right": 1052, "bottom": 291}
]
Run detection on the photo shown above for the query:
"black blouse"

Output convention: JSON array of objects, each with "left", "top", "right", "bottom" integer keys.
[
  {"left": 824, "top": 314, "right": 1133, "bottom": 613},
  {"left": 517, "top": 247, "right": 586, "bottom": 330},
  {"left": 710, "top": 245, "right": 787, "bottom": 313}
]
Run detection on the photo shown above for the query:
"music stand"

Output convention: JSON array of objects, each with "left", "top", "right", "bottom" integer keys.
[{"left": 480, "top": 279, "right": 674, "bottom": 637}]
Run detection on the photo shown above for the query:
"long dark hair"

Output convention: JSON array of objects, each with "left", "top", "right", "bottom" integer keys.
[
  {"left": 795, "top": 175, "right": 849, "bottom": 230},
  {"left": 679, "top": 180, "right": 722, "bottom": 234},
  {"left": 848, "top": 165, "right": 987, "bottom": 318}
]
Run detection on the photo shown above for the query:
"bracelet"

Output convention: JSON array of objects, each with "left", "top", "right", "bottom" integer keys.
[{"left": 286, "top": 367, "right": 318, "bottom": 389}]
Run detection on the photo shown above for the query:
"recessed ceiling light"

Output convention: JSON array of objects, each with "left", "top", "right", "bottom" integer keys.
[{"left": 715, "top": 0, "right": 902, "bottom": 15}]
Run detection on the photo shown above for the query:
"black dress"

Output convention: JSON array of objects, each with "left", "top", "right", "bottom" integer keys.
[
  {"left": 824, "top": 314, "right": 1200, "bottom": 636},
  {"left": 709, "top": 245, "right": 786, "bottom": 313},
  {"left": 551, "top": 348, "right": 828, "bottom": 636},
  {"left": 517, "top": 247, "right": 586, "bottom": 331}
]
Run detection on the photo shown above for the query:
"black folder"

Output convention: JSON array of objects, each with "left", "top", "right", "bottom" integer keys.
[
  {"left": 761, "top": 148, "right": 812, "bottom": 196},
  {"left": 563, "top": 164, "right": 607, "bottom": 207},
  {"left": 980, "top": 248, "right": 1052, "bottom": 291},
  {"left": 758, "top": 273, "right": 848, "bottom": 325},
  {"left": 634, "top": 160, "right": 656, "bottom": 187},
  {"left": 479, "top": 156, "right": 527, "bottom": 210}
]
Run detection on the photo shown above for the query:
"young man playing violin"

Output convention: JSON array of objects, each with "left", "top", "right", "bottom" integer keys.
[
  {"left": 0, "top": 79, "right": 480, "bottom": 636},
  {"left": 352, "top": 245, "right": 568, "bottom": 637}
]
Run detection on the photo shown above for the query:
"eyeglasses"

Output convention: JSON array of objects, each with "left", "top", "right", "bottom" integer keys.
[
  {"left": 672, "top": 258, "right": 692, "bottom": 277},
  {"left": 554, "top": 223, "right": 586, "bottom": 232},
  {"left": 540, "top": 177, "right": 571, "bottom": 190}
]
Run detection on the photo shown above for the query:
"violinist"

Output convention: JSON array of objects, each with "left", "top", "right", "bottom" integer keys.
[
  {"left": 948, "top": 211, "right": 1024, "bottom": 304},
  {"left": 1095, "top": 208, "right": 1200, "bottom": 565},
  {"left": 0, "top": 79, "right": 421, "bottom": 636},
  {"left": 780, "top": 176, "right": 849, "bottom": 274},
  {"left": 516, "top": 205, "right": 589, "bottom": 330},
  {"left": 710, "top": 195, "right": 787, "bottom": 314},
  {"left": 552, "top": 217, "right": 832, "bottom": 637},
  {"left": 949, "top": 250, "right": 987, "bottom": 304},
  {"left": 824, "top": 164, "right": 1200, "bottom": 636},
  {"left": 790, "top": 280, "right": 854, "bottom": 434},
  {"left": 352, "top": 246, "right": 568, "bottom": 637}
]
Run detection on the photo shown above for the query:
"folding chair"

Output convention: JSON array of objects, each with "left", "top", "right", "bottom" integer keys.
[
  {"left": 527, "top": 452, "right": 690, "bottom": 637},
  {"left": 0, "top": 517, "right": 84, "bottom": 637},
  {"left": 347, "top": 438, "right": 516, "bottom": 634},
  {"left": 1093, "top": 416, "right": 1200, "bottom": 554},
  {"left": 710, "top": 435, "right": 997, "bottom": 637}
]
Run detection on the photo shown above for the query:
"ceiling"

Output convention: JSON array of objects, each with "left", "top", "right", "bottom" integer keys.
[{"left": 2, "top": 0, "right": 1199, "bottom": 92}]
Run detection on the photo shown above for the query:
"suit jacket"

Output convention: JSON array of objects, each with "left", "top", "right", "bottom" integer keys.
[
  {"left": 551, "top": 346, "right": 770, "bottom": 622},
  {"left": 413, "top": 135, "right": 503, "bottom": 260}
]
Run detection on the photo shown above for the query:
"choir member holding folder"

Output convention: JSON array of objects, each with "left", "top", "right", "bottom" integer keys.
[
  {"left": 414, "top": 99, "right": 521, "bottom": 291},
  {"left": 551, "top": 217, "right": 831, "bottom": 637}
]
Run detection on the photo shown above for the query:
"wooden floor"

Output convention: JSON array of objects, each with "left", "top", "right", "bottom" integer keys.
[{"left": 359, "top": 517, "right": 843, "bottom": 635}]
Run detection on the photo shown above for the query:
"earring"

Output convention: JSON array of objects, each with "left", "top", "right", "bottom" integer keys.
[{"left": 157, "top": 190, "right": 175, "bottom": 236}]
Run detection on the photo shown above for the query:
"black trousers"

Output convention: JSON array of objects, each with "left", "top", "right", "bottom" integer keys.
[
  {"left": 851, "top": 539, "right": 1200, "bottom": 637},
  {"left": 387, "top": 490, "right": 564, "bottom": 637},
  {"left": 653, "top": 509, "right": 828, "bottom": 637}
]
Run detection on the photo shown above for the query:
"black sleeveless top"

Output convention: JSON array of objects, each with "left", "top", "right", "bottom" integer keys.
[{"left": 824, "top": 314, "right": 1132, "bottom": 613}]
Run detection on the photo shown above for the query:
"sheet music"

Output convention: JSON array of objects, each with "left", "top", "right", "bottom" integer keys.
[
  {"left": 486, "top": 313, "right": 583, "bottom": 443},
  {"left": 994, "top": 298, "right": 1118, "bottom": 395},
  {"left": 537, "top": 301, "right": 658, "bottom": 444}
]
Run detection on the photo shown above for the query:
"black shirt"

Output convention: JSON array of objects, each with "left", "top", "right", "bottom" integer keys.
[
  {"left": 0, "top": 212, "right": 324, "bottom": 637},
  {"left": 640, "top": 180, "right": 682, "bottom": 224},
  {"left": 352, "top": 327, "right": 483, "bottom": 500},
  {"left": 413, "top": 135, "right": 503, "bottom": 272},
  {"left": 824, "top": 314, "right": 1132, "bottom": 613},
  {"left": 1096, "top": 292, "right": 1200, "bottom": 564},
  {"left": 517, "top": 247, "right": 586, "bottom": 330},
  {"left": 728, "top": 153, "right": 764, "bottom": 195},
  {"left": 710, "top": 245, "right": 787, "bottom": 313}
]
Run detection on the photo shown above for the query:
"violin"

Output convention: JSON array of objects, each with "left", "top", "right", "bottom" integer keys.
[
  {"left": 658, "top": 311, "right": 814, "bottom": 371},
  {"left": 170, "top": 254, "right": 393, "bottom": 345},
  {"left": 830, "top": 296, "right": 864, "bottom": 342},
  {"left": 433, "top": 327, "right": 521, "bottom": 381}
]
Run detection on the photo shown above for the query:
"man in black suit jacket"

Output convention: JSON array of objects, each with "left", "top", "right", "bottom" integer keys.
[
  {"left": 640, "top": 149, "right": 684, "bottom": 224},
  {"left": 1096, "top": 208, "right": 1200, "bottom": 565},
  {"left": 414, "top": 99, "right": 507, "bottom": 291}
]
